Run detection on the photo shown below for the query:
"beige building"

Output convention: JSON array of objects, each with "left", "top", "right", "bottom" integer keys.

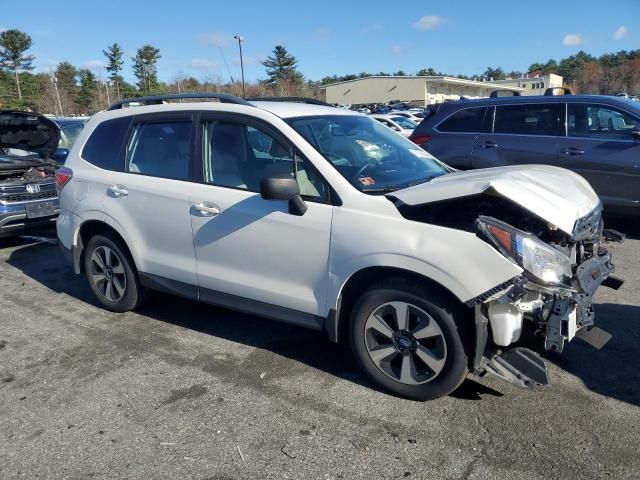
[
  {"left": 488, "top": 74, "right": 564, "bottom": 96},
  {"left": 322, "top": 76, "right": 525, "bottom": 106},
  {"left": 321, "top": 73, "right": 564, "bottom": 106}
]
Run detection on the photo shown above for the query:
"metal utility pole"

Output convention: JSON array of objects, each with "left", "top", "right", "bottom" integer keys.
[
  {"left": 50, "top": 73, "right": 63, "bottom": 116},
  {"left": 234, "top": 35, "right": 246, "bottom": 98}
]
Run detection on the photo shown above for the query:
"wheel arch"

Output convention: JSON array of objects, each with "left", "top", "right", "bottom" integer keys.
[
  {"left": 326, "top": 265, "right": 468, "bottom": 345},
  {"left": 73, "top": 218, "right": 138, "bottom": 275}
]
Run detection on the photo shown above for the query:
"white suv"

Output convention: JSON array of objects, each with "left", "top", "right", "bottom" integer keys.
[{"left": 56, "top": 94, "right": 622, "bottom": 400}]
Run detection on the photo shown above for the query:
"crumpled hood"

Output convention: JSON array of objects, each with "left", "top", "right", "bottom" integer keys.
[
  {"left": 0, "top": 110, "right": 60, "bottom": 157},
  {"left": 389, "top": 165, "right": 601, "bottom": 234}
]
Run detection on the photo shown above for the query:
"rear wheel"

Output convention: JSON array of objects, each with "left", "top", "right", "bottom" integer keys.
[
  {"left": 349, "top": 278, "right": 470, "bottom": 400},
  {"left": 84, "top": 234, "right": 143, "bottom": 312}
]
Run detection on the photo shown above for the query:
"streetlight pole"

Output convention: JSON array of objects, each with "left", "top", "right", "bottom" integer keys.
[{"left": 234, "top": 35, "right": 246, "bottom": 98}]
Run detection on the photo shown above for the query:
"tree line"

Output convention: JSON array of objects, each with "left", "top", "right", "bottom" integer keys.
[{"left": 1, "top": 27, "right": 638, "bottom": 116}]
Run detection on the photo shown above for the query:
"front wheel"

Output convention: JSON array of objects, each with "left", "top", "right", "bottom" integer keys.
[
  {"left": 84, "top": 233, "right": 143, "bottom": 312},
  {"left": 349, "top": 279, "right": 470, "bottom": 400}
]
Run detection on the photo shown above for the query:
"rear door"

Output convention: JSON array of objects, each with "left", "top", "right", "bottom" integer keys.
[
  {"left": 558, "top": 102, "right": 640, "bottom": 210},
  {"left": 475, "top": 103, "right": 563, "bottom": 169},
  {"left": 103, "top": 112, "right": 198, "bottom": 289},
  {"left": 431, "top": 106, "right": 492, "bottom": 169}
]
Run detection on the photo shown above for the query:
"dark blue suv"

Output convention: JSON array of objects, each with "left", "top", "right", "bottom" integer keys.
[{"left": 410, "top": 93, "right": 640, "bottom": 215}]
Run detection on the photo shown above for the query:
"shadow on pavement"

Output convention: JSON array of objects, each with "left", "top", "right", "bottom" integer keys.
[
  {"left": 545, "top": 302, "right": 640, "bottom": 407},
  {"left": 603, "top": 214, "right": 640, "bottom": 240},
  {"left": 6, "top": 237, "right": 637, "bottom": 404}
]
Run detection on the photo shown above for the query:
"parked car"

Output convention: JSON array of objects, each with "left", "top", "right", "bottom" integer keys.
[
  {"left": 371, "top": 114, "right": 417, "bottom": 137},
  {"left": 392, "top": 111, "right": 426, "bottom": 121},
  {"left": 53, "top": 117, "right": 86, "bottom": 151},
  {"left": 0, "top": 111, "right": 62, "bottom": 238},
  {"left": 410, "top": 93, "right": 640, "bottom": 215},
  {"left": 57, "top": 93, "right": 621, "bottom": 400}
]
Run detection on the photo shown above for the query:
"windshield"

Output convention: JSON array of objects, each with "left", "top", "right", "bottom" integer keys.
[
  {"left": 390, "top": 116, "right": 418, "bottom": 129},
  {"left": 56, "top": 121, "right": 84, "bottom": 149},
  {"left": 287, "top": 115, "right": 449, "bottom": 193}
]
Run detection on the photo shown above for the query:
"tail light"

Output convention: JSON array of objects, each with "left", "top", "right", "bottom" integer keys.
[
  {"left": 55, "top": 166, "right": 73, "bottom": 192},
  {"left": 410, "top": 134, "right": 431, "bottom": 145}
]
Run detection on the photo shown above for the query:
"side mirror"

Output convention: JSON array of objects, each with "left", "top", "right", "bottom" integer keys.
[
  {"left": 51, "top": 148, "right": 69, "bottom": 163},
  {"left": 393, "top": 126, "right": 401, "bottom": 131},
  {"left": 260, "top": 174, "right": 307, "bottom": 216}
]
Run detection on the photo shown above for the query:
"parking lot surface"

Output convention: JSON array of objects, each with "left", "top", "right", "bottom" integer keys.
[{"left": 1, "top": 224, "right": 639, "bottom": 480}]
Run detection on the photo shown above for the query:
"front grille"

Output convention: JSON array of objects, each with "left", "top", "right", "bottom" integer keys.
[{"left": 0, "top": 190, "right": 57, "bottom": 203}]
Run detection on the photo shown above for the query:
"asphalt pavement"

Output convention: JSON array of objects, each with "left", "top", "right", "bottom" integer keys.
[{"left": 0, "top": 222, "right": 639, "bottom": 480}]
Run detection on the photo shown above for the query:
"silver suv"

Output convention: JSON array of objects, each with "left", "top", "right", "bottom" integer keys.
[{"left": 57, "top": 94, "right": 622, "bottom": 400}]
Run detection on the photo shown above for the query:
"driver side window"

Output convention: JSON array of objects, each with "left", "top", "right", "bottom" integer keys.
[
  {"left": 568, "top": 104, "right": 639, "bottom": 140},
  {"left": 202, "top": 120, "right": 329, "bottom": 201}
]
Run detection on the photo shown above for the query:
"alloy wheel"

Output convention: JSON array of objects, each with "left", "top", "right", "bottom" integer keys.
[
  {"left": 364, "top": 301, "right": 447, "bottom": 385},
  {"left": 90, "top": 246, "right": 127, "bottom": 302}
]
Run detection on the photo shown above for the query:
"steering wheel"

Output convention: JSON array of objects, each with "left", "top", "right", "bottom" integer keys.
[{"left": 353, "top": 159, "right": 379, "bottom": 181}]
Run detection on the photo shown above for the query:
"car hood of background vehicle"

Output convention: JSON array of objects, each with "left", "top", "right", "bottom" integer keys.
[
  {"left": 0, "top": 110, "right": 60, "bottom": 158},
  {"left": 389, "top": 165, "right": 600, "bottom": 234}
]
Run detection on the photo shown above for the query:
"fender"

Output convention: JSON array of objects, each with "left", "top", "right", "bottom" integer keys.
[
  {"left": 330, "top": 252, "right": 476, "bottom": 311},
  {"left": 71, "top": 210, "right": 142, "bottom": 274}
]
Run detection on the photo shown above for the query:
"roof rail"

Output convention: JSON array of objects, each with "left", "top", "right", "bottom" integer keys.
[
  {"left": 544, "top": 87, "right": 573, "bottom": 96},
  {"left": 247, "top": 96, "right": 331, "bottom": 106},
  {"left": 489, "top": 89, "right": 521, "bottom": 98},
  {"left": 106, "top": 93, "right": 253, "bottom": 111}
]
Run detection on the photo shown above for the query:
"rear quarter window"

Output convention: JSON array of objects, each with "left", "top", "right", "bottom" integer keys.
[
  {"left": 438, "top": 107, "right": 491, "bottom": 133},
  {"left": 81, "top": 116, "right": 131, "bottom": 170}
]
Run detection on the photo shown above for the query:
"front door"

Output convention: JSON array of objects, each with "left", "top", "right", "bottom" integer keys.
[
  {"left": 189, "top": 114, "right": 334, "bottom": 320},
  {"left": 558, "top": 103, "right": 640, "bottom": 210}
]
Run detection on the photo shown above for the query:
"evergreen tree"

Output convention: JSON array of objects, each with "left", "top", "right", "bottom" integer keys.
[
  {"left": 483, "top": 66, "right": 506, "bottom": 80},
  {"left": 0, "top": 29, "right": 35, "bottom": 100},
  {"left": 132, "top": 45, "right": 161, "bottom": 94},
  {"left": 77, "top": 68, "right": 97, "bottom": 114},
  {"left": 54, "top": 61, "right": 79, "bottom": 112},
  {"left": 103, "top": 43, "right": 124, "bottom": 99},
  {"left": 261, "top": 45, "right": 303, "bottom": 86}
]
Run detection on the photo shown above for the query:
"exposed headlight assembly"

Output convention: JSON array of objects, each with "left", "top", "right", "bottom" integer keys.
[{"left": 477, "top": 216, "right": 572, "bottom": 287}]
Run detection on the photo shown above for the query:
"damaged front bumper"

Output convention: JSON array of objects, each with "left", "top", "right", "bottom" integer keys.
[{"left": 470, "top": 229, "right": 624, "bottom": 389}]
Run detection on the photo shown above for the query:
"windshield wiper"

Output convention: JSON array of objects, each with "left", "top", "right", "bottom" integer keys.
[
  {"left": 362, "top": 175, "right": 439, "bottom": 194},
  {"left": 361, "top": 185, "right": 405, "bottom": 193}
]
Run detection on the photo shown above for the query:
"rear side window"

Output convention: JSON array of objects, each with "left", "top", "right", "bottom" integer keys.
[
  {"left": 126, "top": 120, "right": 192, "bottom": 180},
  {"left": 81, "top": 116, "right": 131, "bottom": 170},
  {"left": 494, "top": 104, "right": 561, "bottom": 136},
  {"left": 438, "top": 107, "right": 491, "bottom": 133}
]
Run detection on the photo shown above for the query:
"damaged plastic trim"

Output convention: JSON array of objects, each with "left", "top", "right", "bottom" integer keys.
[{"left": 465, "top": 276, "right": 523, "bottom": 307}]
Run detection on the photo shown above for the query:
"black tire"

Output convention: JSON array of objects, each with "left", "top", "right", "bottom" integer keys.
[
  {"left": 349, "top": 277, "right": 470, "bottom": 401},
  {"left": 84, "top": 233, "right": 144, "bottom": 312}
]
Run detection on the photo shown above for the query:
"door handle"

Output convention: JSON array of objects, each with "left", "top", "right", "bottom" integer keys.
[
  {"left": 477, "top": 141, "right": 498, "bottom": 149},
  {"left": 107, "top": 185, "right": 128, "bottom": 198},
  {"left": 560, "top": 147, "right": 585, "bottom": 156},
  {"left": 193, "top": 202, "right": 220, "bottom": 217}
]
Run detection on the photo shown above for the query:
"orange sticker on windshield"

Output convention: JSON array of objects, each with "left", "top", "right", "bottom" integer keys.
[{"left": 359, "top": 177, "right": 376, "bottom": 185}]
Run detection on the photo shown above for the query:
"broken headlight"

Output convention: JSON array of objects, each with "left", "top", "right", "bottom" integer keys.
[{"left": 477, "top": 217, "right": 572, "bottom": 287}]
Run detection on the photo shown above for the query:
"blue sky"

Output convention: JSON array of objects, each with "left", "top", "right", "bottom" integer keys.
[{"left": 2, "top": 0, "right": 639, "bottom": 83}]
